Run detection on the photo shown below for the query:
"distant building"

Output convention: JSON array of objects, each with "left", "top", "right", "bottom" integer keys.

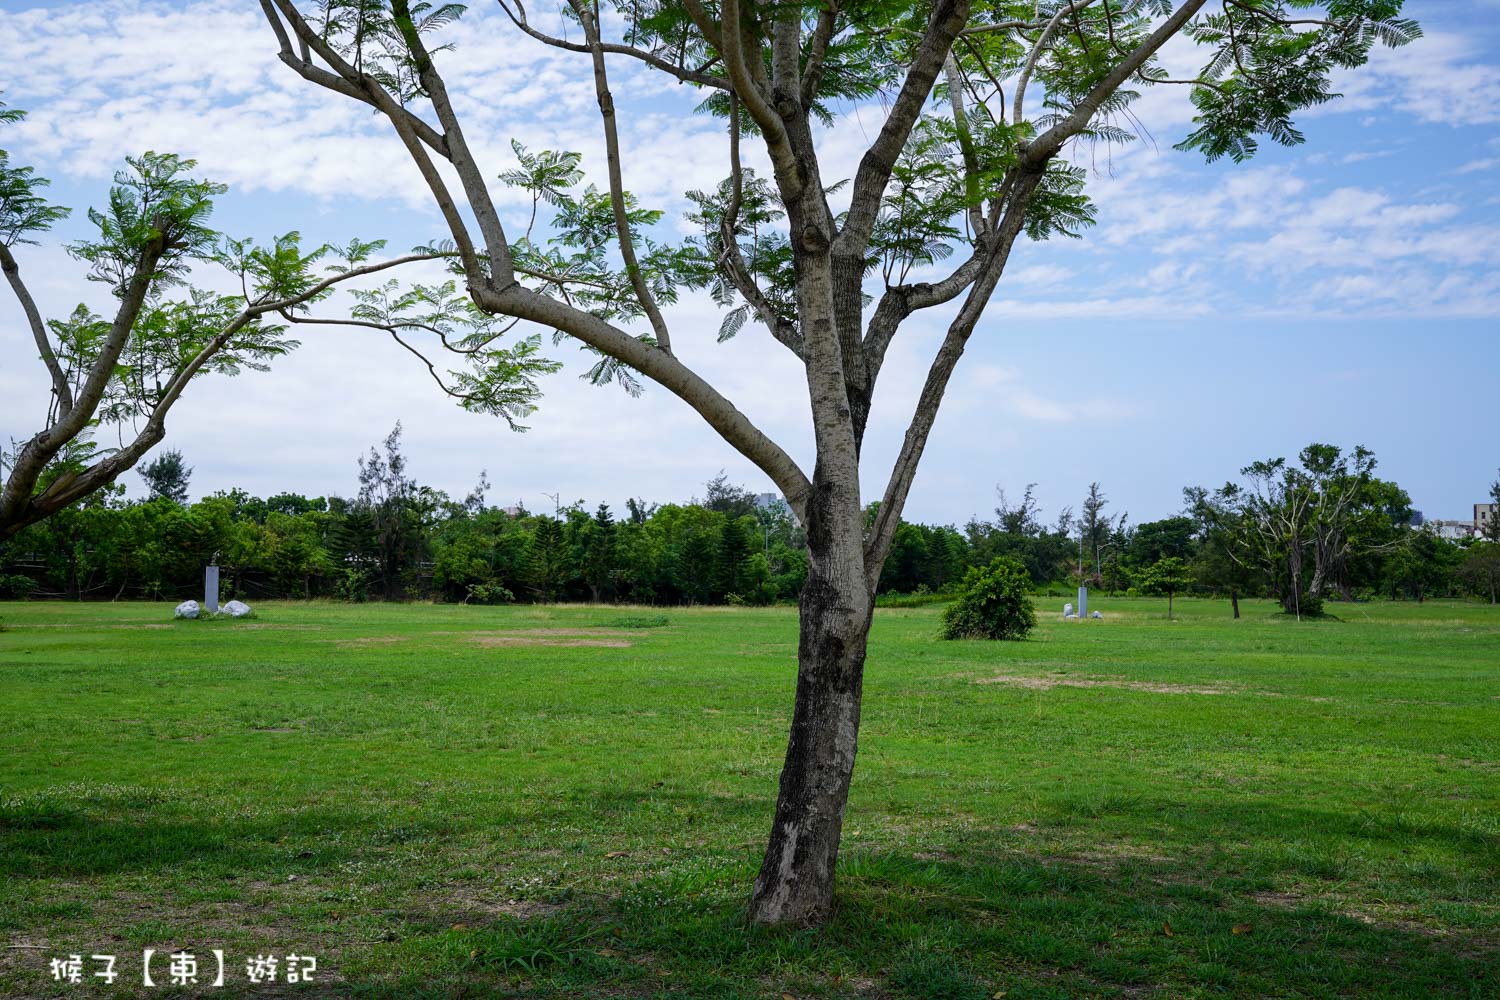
[
  {"left": 1476, "top": 503, "right": 1497, "bottom": 536},
  {"left": 1430, "top": 519, "right": 1476, "bottom": 541}
]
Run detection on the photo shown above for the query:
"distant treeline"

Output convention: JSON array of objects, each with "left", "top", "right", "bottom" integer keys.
[{"left": 1, "top": 428, "right": 1495, "bottom": 607}]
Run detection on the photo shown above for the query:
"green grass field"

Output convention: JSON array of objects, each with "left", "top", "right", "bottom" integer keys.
[{"left": 1, "top": 597, "right": 1496, "bottom": 998}]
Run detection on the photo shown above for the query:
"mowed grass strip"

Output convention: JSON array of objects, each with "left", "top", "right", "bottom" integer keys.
[{"left": 1, "top": 597, "right": 1496, "bottom": 998}]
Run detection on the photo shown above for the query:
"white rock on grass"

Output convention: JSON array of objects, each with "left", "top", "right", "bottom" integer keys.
[
  {"left": 174, "top": 600, "right": 200, "bottom": 620},
  {"left": 223, "top": 600, "right": 253, "bottom": 618}
]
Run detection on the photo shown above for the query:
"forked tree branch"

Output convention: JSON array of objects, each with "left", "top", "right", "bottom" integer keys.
[
  {"left": 1024, "top": 0, "right": 1210, "bottom": 166},
  {"left": 258, "top": 0, "right": 451, "bottom": 155},
  {"left": 837, "top": 0, "right": 969, "bottom": 257},
  {"left": 260, "top": 1, "right": 814, "bottom": 520},
  {"left": 864, "top": 167, "right": 1046, "bottom": 586},
  {"left": 800, "top": 3, "right": 839, "bottom": 107},
  {"left": 265, "top": 0, "right": 487, "bottom": 279},
  {"left": 391, "top": 0, "right": 517, "bottom": 285},
  {"left": 1012, "top": 0, "right": 1099, "bottom": 125},
  {"left": 703, "top": 0, "right": 803, "bottom": 198}
]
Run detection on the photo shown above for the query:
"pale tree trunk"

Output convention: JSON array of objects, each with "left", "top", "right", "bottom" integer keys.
[{"left": 748, "top": 481, "right": 872, "bottom": 925}]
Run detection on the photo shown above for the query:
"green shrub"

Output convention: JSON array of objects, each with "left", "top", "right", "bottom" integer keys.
[
  {"left": 940, "top": 557, "right": 1036, "bottom": 641},
  {"left": 465, "top": 581, "right": 514, "bottom": 605},
  {"left": 334, "top": 568, "right": 370, "bottom": 603},
  {"left": 0, "top": 574, "right": 36, "bottom": 600}
]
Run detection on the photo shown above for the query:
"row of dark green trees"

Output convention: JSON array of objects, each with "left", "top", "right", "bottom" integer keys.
[{"left": 1, "top": 428, "right": 1496, "bottom": 608}]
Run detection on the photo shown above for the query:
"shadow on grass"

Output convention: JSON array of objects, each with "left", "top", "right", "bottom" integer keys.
[
  {"left": 343, "top": 832, "right": 1497, "bottom": 1000},
  {"left": 0, "top": 786, "right": 394, "bottom": 879},
  {"left": 4, "top": 786, "right": 1495, "bottom": 998}
]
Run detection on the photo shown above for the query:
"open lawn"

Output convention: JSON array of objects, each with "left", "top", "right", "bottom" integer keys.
[{"left": 1, "top": 597, "right": 1496, "bottom": 998}]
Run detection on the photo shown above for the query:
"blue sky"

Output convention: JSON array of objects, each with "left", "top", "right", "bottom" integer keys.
[{"left": 1, "top": 0, "right": 1497, "bottom": 527}]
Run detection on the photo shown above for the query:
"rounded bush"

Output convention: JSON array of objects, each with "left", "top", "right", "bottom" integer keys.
[{"left": 940, "top": 557, "right": 1037, "bottom": 641}]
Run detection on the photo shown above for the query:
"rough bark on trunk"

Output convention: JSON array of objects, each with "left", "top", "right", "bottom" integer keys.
[{"left": 747, "top": 513, "right": 871, "bottom": 925}]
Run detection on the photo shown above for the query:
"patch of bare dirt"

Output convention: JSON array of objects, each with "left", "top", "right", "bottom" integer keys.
[
  {"left": 1248, "top": 890, "right": 1496, "bottom": 951},
  {"left": 331, "top": 636, "right": 407, "bottom": 649},
  {"left": 464, "top": 634, "right": 631, "bottom": 648},
  {"left": 440, "top": 886, "right": 564, "bottom": 923},
  {"left": 439, "top": 628, "right": 632, "bottom": 638},
  {"left": 976, "top": 673, "right": 1234, "bottom": 696},
  {"left": 1248, "top": 890, "right": 1305, "bottom": 908}
]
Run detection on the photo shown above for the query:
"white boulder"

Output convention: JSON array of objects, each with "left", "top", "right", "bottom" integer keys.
[
  {"left": 1091, "top": 610, "right": 1103, "bottom": 619},
  {"left": 223, "top": 600, "right": 253, "bottom": 618},
  {"left": 1063, "top": 603, "right": 1073, "bottom": 617},
  {"left": 174, "top": 600, "right": 200, "bottom": 620}
]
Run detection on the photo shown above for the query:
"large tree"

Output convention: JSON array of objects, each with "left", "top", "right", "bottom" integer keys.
[{"left": 256, "top": 0, "right": 1419, "bottom": 924}]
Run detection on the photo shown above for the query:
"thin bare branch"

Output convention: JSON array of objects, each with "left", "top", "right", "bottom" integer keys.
[
  {"left": 572, "top": 0, "right": 674, "bottom": 352},
  {"left": 0, "top": 243, "right": 73, "bottom": 417},
  {"left": 1013, "top": 0, "right": 1099, "bottom": 125},
  {"left": 259, "top": 0, "right": 451, "bottom": 155},
  {"left": 474, "top": 280, "right": 813, "bottom": 520},
  {"left": 1024, "top": 0, "right": 1210, "bottom": 166},
  {"left": 800, "top": 3, "right": 839, "bottom": 106},
  {"left": 495, "top": 0, "right": 731, "bottom": 89},
  {"left": 864, "top": 168, "right": 1046, "bottom": 586},
  {"left": 264, "top": 0, "right": 486, "bottom": 278}
]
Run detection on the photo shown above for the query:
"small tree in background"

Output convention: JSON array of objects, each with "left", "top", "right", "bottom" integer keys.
[
  {"left": 1139, "top": 556, "right": 1191, "bottom": 620},
  {"left": 941, "top": 557, "right": 1036, "bottom": 641},
  {"left": 0, "top": 99, "right": 489, "bottom": 540},
  {"left": 1458, "top": 542, "right": 1500, "bottom": 605},
  {"left": 138, "top": 449, "right": 192, "bottom": 504}
]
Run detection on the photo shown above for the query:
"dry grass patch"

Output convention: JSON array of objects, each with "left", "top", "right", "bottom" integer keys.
[
  {"left": 331, "top": 636, "right": 407, "bottom": 649},
  {"left": 976, "top": 673, "right": 1235, "bottom": 696},
  {"left": 464, "top": 634, "right": 631, "bottom": 649},
  {"left": 447, "top": 628, "right": 637, "bottom": 648}
]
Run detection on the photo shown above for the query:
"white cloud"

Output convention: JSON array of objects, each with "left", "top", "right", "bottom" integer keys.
[
  {"left": 1457, "top": 157, "right": 1499, "bottom": 174},
  {"left": 1006, "top": 391, "right": 1136, "bottom": 424},
  {"left": 1323, "top": 30, "right": 1500, "bottom": 128}
]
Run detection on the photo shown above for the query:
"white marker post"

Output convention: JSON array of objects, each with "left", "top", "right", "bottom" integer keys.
[
  {"left": 1077, "top": 585, "right": 1088, "bottom": 621},
  {"left": 204, "top": 564, "right": 220, "bottom": 616}
]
